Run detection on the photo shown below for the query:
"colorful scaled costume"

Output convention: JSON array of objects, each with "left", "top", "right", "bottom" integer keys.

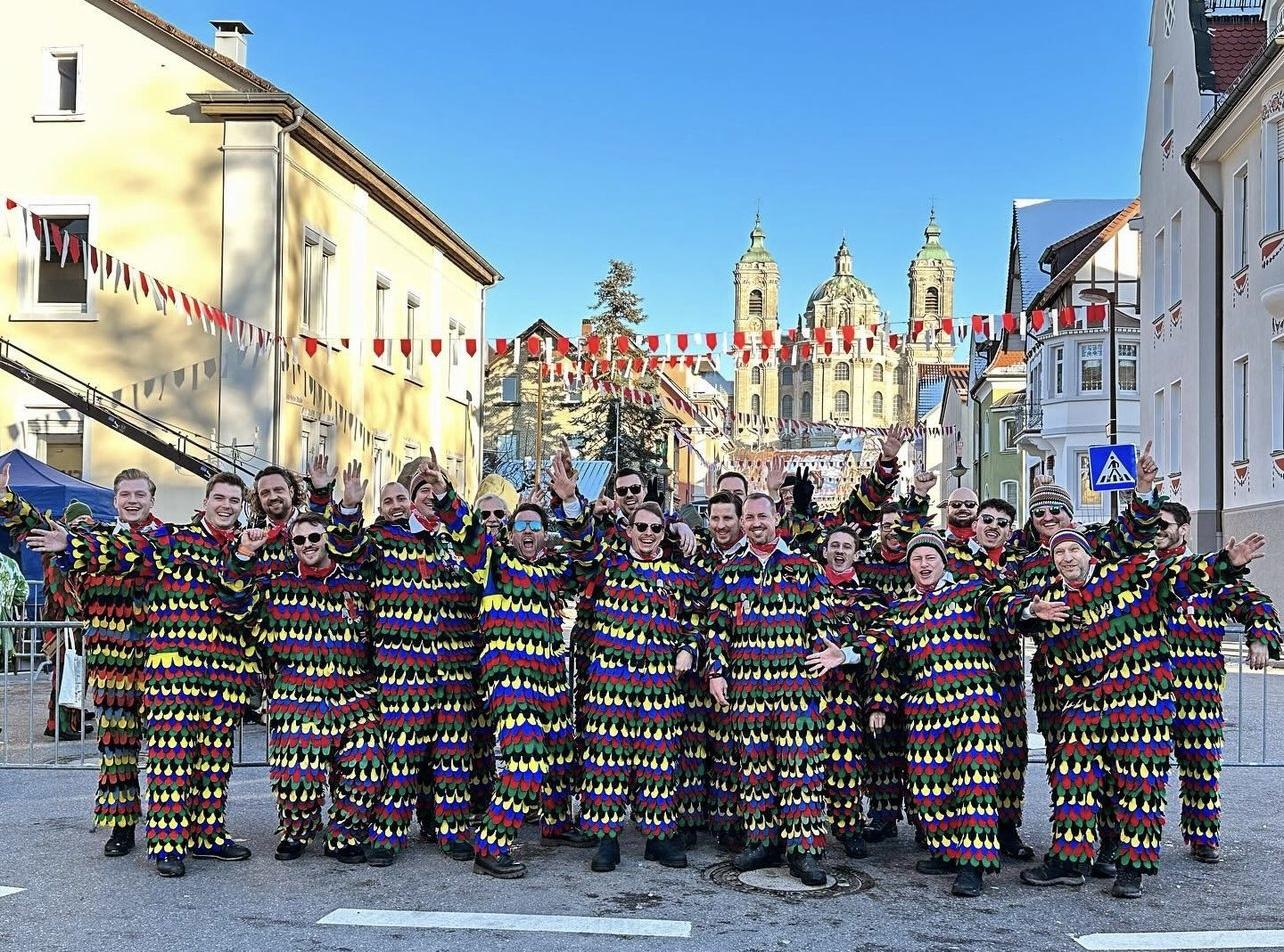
[
  {"left": 777, "top": 455, "right": 899, "bottom": 557},
  {"left": 871, "top": 574, "right": 1025, "bottom": 874},
  {"left": 252, "top": 481, "right": 333, "bottom": 577},
  {"left": 566, "top": 513, "right": 703, "bottom": 843},
  {"left": 1033, "top": 549, "right": 1244, "bottom": 875},
  {"left": 330, "top": 505, "right": 479, "bottom": 855},
  {"left": 434, "top": 487, "right": 590, "bottom": 860},
  {"left": 221, "top": 553, "right": 385, "bottom": 851},
  {"left": 1158, "top": 546, "right": 1281, "bottom": 851},
  {"left": 59, "top": 517, "right": 257, "bottom": 863},
  {"left": 707, "top": 539, "right": 838, "bottom": 856}
]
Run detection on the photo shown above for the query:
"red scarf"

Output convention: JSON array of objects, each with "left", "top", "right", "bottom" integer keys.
[
  {"left": 949, "top": 524, "right": 976, "bottom": 542},
  {"left": 299, "top": 559, "right": 334, "bottom": 580},
  {"left": 749, "top": 540, "right": 777, "bottom": 559},
  {"left": 1159, "top": 544, "right": 1183, "bottom": 559},
  {"left": 202, "top": 518, "right": 236, "bottom": 548},
  {"left": 825, "top": 566, "right": 855, "bottom": 585},
  {"left": 986, "top": 545, "right": 1005, "bottom": 564},
  {"left": 880, "top": 544, "right": 904, "bottom": 563}
]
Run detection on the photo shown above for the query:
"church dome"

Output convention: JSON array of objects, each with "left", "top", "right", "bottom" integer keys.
[
  {"left": 807, "top": 239, "right": 875, "bottom": 306},
  {"left": 914, "top": 210, "right": 952, "bottom": 262},
  {"left": 738, "top": 212, "right": 775, "bottom": 265}
]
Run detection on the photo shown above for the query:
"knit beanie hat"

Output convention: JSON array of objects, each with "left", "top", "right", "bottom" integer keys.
[
  {"left": 1029, "top": 483, "right": 1073, "bottom": 512},
  {"left": 62, "top": 499, "right": 92, "bottom": 523},
  {"left": 1048, "top": 527, "right": 1091, "bottom": 554},
  {"left": 409, "top": 473, "right": 431, "bottom": 501},
  {"left": 905, "top": 529, "right": 947, "bottom": 561}
]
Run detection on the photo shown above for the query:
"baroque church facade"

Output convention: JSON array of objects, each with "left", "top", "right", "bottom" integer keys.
[{"left": 732, "top": 214, "right": 956, "bottom": 447}]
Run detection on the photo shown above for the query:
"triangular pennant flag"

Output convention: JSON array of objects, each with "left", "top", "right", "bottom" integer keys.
[
  {"left": 495, "top": 338, "right": 509, "bottom": 356},
  {"left": 303, "top": 336, "right": 319, "bottom": 357},
  {"left": 431, "top": 338, "right": 442, "bottom": 357},
  {"left": 1002, "top": 313, "right": 1017, "bottom": 333},
  {"left": 374, "top": 338, "right": 386, "bottom": 357},
  {"left": 645, "top": 334, "right": 659, "bottom": 352},
  {"left": 400, "top": 338, "right": 413, "bottom": 357},
  {"left": 1058, "top": 306, "right": 1076, "bottom": 328},
  {"left": 676, "top": 333, "right": 689, "bottom": 352},
  {"left": 1030, "top": 309, "right": 1045, "bottom": 332},
  {"left": 706, "top": 332, "right": 719, "bottom": 351},
  {"left": 465, "top": 338, "right": 477, "bottom": 357},
  {"left": 526, "top": 335, "right": 541, "bottom": 357},
  {"left": 941, "top": 317, "right": 953, "bottom": 335}
]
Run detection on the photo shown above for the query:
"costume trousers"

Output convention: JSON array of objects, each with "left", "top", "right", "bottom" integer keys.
[
  {"left": 905, "top": 692, "right": 1002, "bottom": 871},
  {"left": 1046, "top": 695, "right": 1174, "bottom": 874},
  {"left": 865, "top": 708, "right": 908, "bottom": 826},
  {"left": 825, "top": 674, "right": 866, "bottom": 838},
  {"left": 1171, "top": 659, "right": 1225, "bottom": 849},
  {"left": 704, "top": 703, "right": 740, "bottom": 834},
  {"left": 87, "top": 621, "right": 148, "bottom": 829},
  {"left": 732, "top": 690, "right": 827, "bottom": 855},
  {"left": 674, "top": 670, "right": 708, "bottom": 832}
]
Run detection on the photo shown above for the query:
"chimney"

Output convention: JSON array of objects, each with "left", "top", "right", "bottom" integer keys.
[{"left": 210, "top": 20, "right": 252, "bottom": 67}]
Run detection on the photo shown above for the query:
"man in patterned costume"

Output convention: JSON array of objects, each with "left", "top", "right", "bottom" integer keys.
[
  {"left": 1156, "top": 502, "right": 1281, "bottom": 864},
  {"left": 1020, "top": 527, "right": 1265, "bottom": 898},
  {"left": 0, "top": 466, "right": 161, "bottom": 859},
  {"left": 222, "top": 512, "right": 385, "bottom": 864},
  {"left": 329, "top": 462, "right": 478, "bottom": 866},
  {"left": 426, "top": 450, "right": 593, "bottom": 879},
  {"left": 707, "top": 492, "right": 842, "bottom": 887},
  {"left": 247, "top": 456, "right": 335, "bottom": 576},
  {"left": 27, "top": 471, "right": 257, "bottom": 878}
]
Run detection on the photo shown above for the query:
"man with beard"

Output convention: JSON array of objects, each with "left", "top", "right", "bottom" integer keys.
[
  {"left": 1020, "top": 529, "right": 1265, "bottom": 898},
  {"left": 1155, "top": 503, "right": 1280, "bottom": 864},
  {"left": 715, "top": 471, "right": 749, "bottom": 504},
  {"left": 942, "top": 487, "right": 979, "bottom": 545},
  {"left": 27, "top": 472, "right": 256, "bottom": 877},
  {"left": 707, "top": 492, "right": 841, "bottom": 886},
  {"left": 222, "top": 513, "right": 385, "bottom": 865},
  {"left": 329, "top": 461, "right": 479, "bottom": 866},
  {"left": 429, "top": 449, "right": 594, "bottom": 879},
  {"left": 248, "top": 455, "right": 335, "bottom": 576},
  {"left": 0, "top": 466, "right": 163, "bottom": 858}
]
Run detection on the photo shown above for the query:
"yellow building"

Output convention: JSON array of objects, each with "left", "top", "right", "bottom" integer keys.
[
  {"left": 0, "top": 2, "right": 499, "bottom": 518},
  {"left": 732, "top": 214, "right": 955, "bottom": 447}
]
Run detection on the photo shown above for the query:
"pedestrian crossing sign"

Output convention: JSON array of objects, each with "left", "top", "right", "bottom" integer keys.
[{"left": 1087, "top": 443, "right": 1137, "bottom": 492}]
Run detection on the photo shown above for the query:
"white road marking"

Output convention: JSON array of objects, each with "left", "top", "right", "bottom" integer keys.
[
  {"left": 0, "top": 886, "right": 26, "bottom": 898},
  {"left": 1076, "top": 930, "right": 1284, "bottom": 950},
  {"left": 318, "top": 908, "right": 692, "bottom": 938}
]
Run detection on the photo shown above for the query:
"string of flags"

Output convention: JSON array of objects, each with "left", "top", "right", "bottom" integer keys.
[{"left": 4, "top": 193, "right": 1109, "bottom": 368}]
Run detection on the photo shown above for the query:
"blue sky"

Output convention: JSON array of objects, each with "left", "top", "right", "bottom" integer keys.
[{"left": 148, "top": 0, "right": 1150, "bottom": 340}]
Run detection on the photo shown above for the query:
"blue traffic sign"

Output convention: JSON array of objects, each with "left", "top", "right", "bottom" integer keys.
[{"left": 1088, "top": 443, "right": 1137, "bottom": 492}]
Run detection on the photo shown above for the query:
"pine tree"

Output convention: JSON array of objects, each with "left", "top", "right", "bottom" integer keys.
[{"left": 576, "top": 260, "right": 664, "bottom": 472}]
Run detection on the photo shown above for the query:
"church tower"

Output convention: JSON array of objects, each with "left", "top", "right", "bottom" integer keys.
[
  {"left": 733, "top": 214, "right": 780, "bottom": 446},
  {"left": 908, "top": 210, "right": 957, "bottom": 363}
]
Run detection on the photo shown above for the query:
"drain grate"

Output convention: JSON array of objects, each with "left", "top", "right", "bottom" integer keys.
[{"left": 704, "top": 861, "right": 874, "bottom": 897}]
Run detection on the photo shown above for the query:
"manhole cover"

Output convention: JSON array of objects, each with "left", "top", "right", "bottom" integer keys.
[{"left": 705, "top": 861, "right": 873, "bottom": 897}]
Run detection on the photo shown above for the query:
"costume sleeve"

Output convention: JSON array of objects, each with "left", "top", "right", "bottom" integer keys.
[
  {"left": 434, "top": 485, "right": 489, "bottom": 574},
  {"left": 307, "top": 479, "right": 334, "bottom": 515},
  {"left": 327, "top": 504, "right": 370, "bottom": 565},
  {"left": 837, "top": 455, "right": 900, "bottom": 530},
  {"left": 867, "top": 618, "right": 905, "bottom": 716},
  {"left": 1090, "top": 490, "right": 1161, "bottom": 560},
  {"left": 0, "top": 489, "right": 54, "bottom": 540},
  {"left": 1154, "top": 550, "right": 1241, "bottom": 605},
  {"left": 61, "top": 526, "right": 151, "bottom": 579},
  {"left": 218, "top": 552, "right": 264, "bottom": 624},
  {"left": 706, "top": 570, "right": 733, "bottom": 678},
  {"left": 1220, "top": 578, "right": 1283, "bottom": 657},
  {"left": 977, "top": 578, "right": 1033, "bottom": 630},
  {"left": 842, "top": 590, "right": 890, "bottom": 671}
]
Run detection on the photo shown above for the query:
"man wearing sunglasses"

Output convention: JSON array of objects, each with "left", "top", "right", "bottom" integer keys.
[
  {"left": 1154, "top": 502, "right": 1281, "bottom": 865},
  {"left": 246, "top": 454, "right": 336, "bottom": 577},
  {"left": 329, "top": 458, "right": 480, "bottom": 867},
  {"left": 942, "top": 487, "right": 980, "bottom": 545},
  {"left": 221, "top": 513, "right": 384, "bottom": 866}
]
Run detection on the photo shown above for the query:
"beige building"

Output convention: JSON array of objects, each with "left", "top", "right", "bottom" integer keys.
[
  {"left": 732, "top": 214, "right": 956, "bottom": 448},
  {"left": 0, "top": 1, "right": 499, "bottom": 519}
]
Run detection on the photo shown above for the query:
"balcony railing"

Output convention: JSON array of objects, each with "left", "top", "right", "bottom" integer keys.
[{"left": 1016, "top": 401, "right": 1043, "bottom": 435}]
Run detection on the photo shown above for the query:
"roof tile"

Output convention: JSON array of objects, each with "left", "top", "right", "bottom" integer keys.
[{"left": 1208, "top": 16, "right": 1267, "bottom": 94}]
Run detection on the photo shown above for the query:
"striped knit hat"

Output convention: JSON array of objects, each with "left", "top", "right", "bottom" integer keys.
[
  {"left": 905, "top": 529, "right": 947, "bottom": 560},
  {"left": 1048, "top": 527, "right": 1090, "bottom": 554},
  {"left": 1029, "top": 483, "right": 1073, "bottom": 512}
]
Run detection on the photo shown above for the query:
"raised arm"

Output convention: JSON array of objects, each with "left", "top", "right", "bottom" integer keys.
[
  {"left": 219, "top": 528, "right": 269, "bottom": 624},
  {"left": 306, "top": 452, "right": 337, "bottom": 515},
  {"left": 328, "top": 459, "right": 373, "bottom": 565}
]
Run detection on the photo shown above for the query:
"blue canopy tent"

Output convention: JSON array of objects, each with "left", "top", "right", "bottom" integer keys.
[{"left": 0, "top": 449, "right": 115, "bottom": 581}]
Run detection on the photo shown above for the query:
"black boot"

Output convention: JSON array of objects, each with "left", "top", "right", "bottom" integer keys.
[
  {"left": 365, "top": 846, "right": 395, "bottom": 868},
  {"left": 274, "top": 838, "right": 306, "bottom": 861},
  {"left": 998, "top": 822, "right": 1034, "bottom": 861},
  {"left": 473, "top": 852, "right": 526, "bottom": 879},
  {"left": 324, "top": 844, "right": 366, "bottom": 865},
  {"left": 542, "top": 826, "right": 594, "bottom": 848},
  {"left": 864, "top": 818, "right": 898, "bottom": 844},
  {"left": 1093, "top": 828, "right": 1120, "bottom": 879},
  {"left": 1191, "top": 843, "right": 1222, "bottom": 864},
  {"left": 680, "top": 827, "right": 698, "bottom": 849},
  {"left": 787, "top": 852, "right": 827, "bottom": 887},
  {"left": 155, "top": 857, "right": 185, "bottom": 878},
  {"left": 191, "top": 839, "right": 251, "bottom": 861},
  {"left": 104, "top": 825, "right": 135, "bottom": 858},
  {"left": 952, "top": 868, "right": 983, "bottom": 898},
  {"left": 732, "top": 840, "right": 784, "bottom": 872},
  {"left": 915, "top": 856, "right": 955, "bottom": 876},
  {"left": 1112, "top": 867, "right": 1143, "bottom": 898},
  {"left": 717, "top": 829, "right": 746, "bottom": 854},
  {"left": 443, "top": 841, "right": 474, "bottom": 862},
  {"left": 914, "top": 824, "right": 928, "bottom": 851},
  {"left": 840, "top": 832, "right": 869, "bottom": 859},
  {"left": 1020, "top": 859, "right": 1086, "bottom": 887},
  {"left": 644, "top": 837, "right": 688, "bottom": 869},
  {"left": 591, "top": 838, "right": 620, "bottom": 873}
]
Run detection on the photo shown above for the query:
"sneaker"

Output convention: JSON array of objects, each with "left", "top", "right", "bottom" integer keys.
[
  {"left": 155, "top": 857, "right": 185, "bottom": 878},
  {"left": 324, "top": 844, "right": 367, "bottom": 865},
  {"left": 443, "top": 841, "right": 475, "bottom": 862},
  {"left": 191, "top": 840, "right": 251, "bottom": 862},
  {"left": 474, "top": 852, "right": 526, "bottom": 879},
  {"left": 733, "top": 841, "right": 785, "bottom": 872},
  {"left": 915, "top": 856, "right": 955, "bottom": 876},
  {"left": 274, "top": 838, "right": 307, "bottom": 862},
  {"left": 1192, "top": 843, "right": 1222, "bottom": 864},
  {"left": 542, "top": 827, "right": 594, "bottom": 848},
  {"left": 365, "top": 846, "right": 395, "bottom": 868},
  {"left": 952, "top": 868, "right": 983, "bottom": 897},
  {"left": 840, "top": 833, "right": 869, "bottom": 860},
  {"left": 104, "top": 825, "right": 136, "bottom": 858},
  {"left": 1112, "top": 868, "right": 1144, "bottom": 899},
  {"left": 998, "top": 823, "right": 1034, "bottom": 861},
  {"left": 644, "top": 837, "right": 688, "bottom": 869},
  {"left": 1020, "top": 860, "right": 1086, "bottom": 887},
  {"left": 787, "top": 853, "right": 827, "bottom": 886},
  {"left": 591, "top": 838, "right": 620, "bottom": 873}
]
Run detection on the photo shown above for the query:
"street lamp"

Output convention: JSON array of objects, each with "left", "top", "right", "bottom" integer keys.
[
  {"left": 1079, "top": 287, "right": 1119, "bottom": 518},
  {"left": 949, "top": 437, "right": 967, "bottom": 488}
]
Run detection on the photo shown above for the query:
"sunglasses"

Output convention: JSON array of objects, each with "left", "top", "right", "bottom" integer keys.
[
  {"left": 1159, "top": 520, "right": 1179, "bottom": 531},
  {"left": 615, "top": 484, "right": 643, "bottom": 497},
  {"left": 512, "top": 518, "right": 543, "bottom": 532},
  {"left": 1031, "top": 506, "right": 1068, "bottom": 518},
  {"left": 978, "top": 514, "right": 1011, "bottom": 528},
  {"left": 632, "top": 521, "right": 664, "bottom": 534},
  {"left": 479, "top": 508, "right": 507, "bottom": 520},
  {"left": 948, "top": 501, "right": 978, "bottom": 508},
  {"left": 291, "top": 531, "right": 324, "bottom": 546}
]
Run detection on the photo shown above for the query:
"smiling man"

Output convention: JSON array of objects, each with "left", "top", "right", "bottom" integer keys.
[{"left": 943, "top": 487, "right": 979, "bottom": 544}]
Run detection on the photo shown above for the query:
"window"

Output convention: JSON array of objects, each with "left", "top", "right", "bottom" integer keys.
[
  {"left": 1169, "top": 380, "right": 1182, "bottom": 472},
  {"left": 302, "top": 230, "right": 334, "bottom": 335},
  {"left": 448, "top": 318, "right": 463, "bottom": 392},
  {"left": 1079, "top": 342, "right": 1103, "bottom": 393},
  {"left": 36, "top": 215, "right": 89, "bottom": 306},
  {"left": 1000, "top": 480, "right": 1019, "bottom": 508},
  {"left": 501, "top": 374, "right": 520, "bottom": 404},
  {"left": 1162, "top": 70, "right": 1174, "bottom": 137},
  {"left": 1153, "top": 229, "right": 1166, "bottom": 314},
  {"left": 873, "top": 364, "right": 884, "bottom": 382},
  {"left": 1031, "top": 363, "right": 1043, "bottom": 404},
  {"left": 871, "top": 391, "right": 883, "bottom": 417},
  {"left": 1234, "top": 356, "right": 1249, "bottom": 461},
  {"left": 893, "top": 395, "right": 904, "bottom": 420},
  {"left": 782, "top": 394, "right": 794, "bottom": 418},
  {"left": 1233, "top": 165, "right": 1249, "bottom": 272},
  {"left": 1153, "top": 391, "right": 1168, "bottom": 475},
  {"left": 1267, "top": 119, "right": 1284, "bottom": 235},
  {"left": 1078, "top": 452, "right": 1102, "bottom": 508},
  {"left": 497, "top": 432, "right": 518, "bottom": 460},
  {"left": 38, "top": 49, "right": 81, "bottom": 117},
  {"left": 925, "top": 287, "right": 940, "bottom": 315},
  {"left": 835, "top": 389, "right": 850, "bottom": 416},
  {"left": 749, "top": 289, "right": 764, "bottom": 317},
  {"left": 751, "top": 366, "right": 763, "bottom": 385},
  {"left": 405, "top": 293, "right": 422, "bottom": 377},
  {"left": 1117, "top": 342, "right": 1138, "bottom": 392},
  {"left": 1170, "top": 212, "right": 1182, "bottom": 305},
  {"left": 373, "top": 437, "right": 389, "bottom": 494},
  {"left": 801, "top": 391, "right": 813, "bottom": 417},
  {"left": 802, "top": 364, "right": 813, "bottom": 383},
  {"left": 373, "top": 275, "right": 391, "bottom": 366},
  {"left": 835, "top": 361, "right": 851, "bottom": 382},
  {"left": 750, "top": 394, "right": 762, "bottom": 416},
  {"left": 894, "top": 365, "right": 906, "bottom": 387},
  {"left": 1275, "top": 342, "right": 1284, "bottom": 451},
  {"left": 781, "top": 366, "right": 794, "bottom": 387},
  {"left": 1051, "top": 346, "right": 1064, "bottom": 396},
  {"left": 1000, "top": 417, "right": 1018, "bottom": 452}
]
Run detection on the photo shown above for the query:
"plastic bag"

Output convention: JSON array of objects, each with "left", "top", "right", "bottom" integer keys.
[{"left": 56, "top": 630, "right": 91, "bottom": 712}]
